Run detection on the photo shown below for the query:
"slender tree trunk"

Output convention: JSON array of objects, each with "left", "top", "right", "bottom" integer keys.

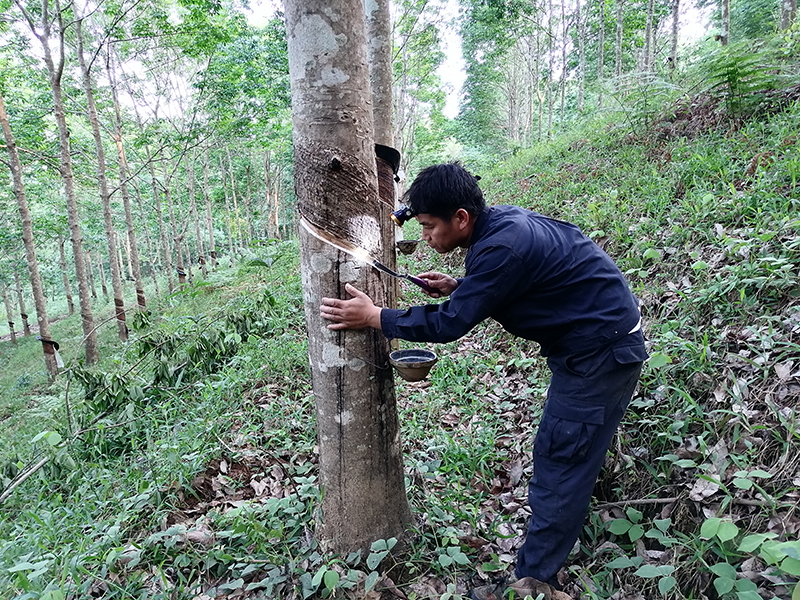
[
  {"left": 21, "top": 0, "right": 98, "bottom": 363},
  {"left": 98, "top": 255, "right": 108, "bottom": 298},
  {"left": 2, "top": 284, "right": 17, "bottom": 345},
  {"left": 615, "top": 0, "right": 624, "bottom": 79},
  {"left": 222, "top": 175, "right": 236, "bottom": 261},
  {"left": 720, "top": 0, "right": 730, "bottom": 45},
  {"left": 14, "top": 272, "right": 32, "bottom": 336},
  {"left": 559, "top": 0, "right": 568, "bottom": 126},
  {"left": 366, "top": 0, "right": 399, "bottom": 310},
  {"left": 577, "top": 0, "right": 586, "bottom": 111},
  {"left": 164, "top": 176, "right": 186, "bottom": 286},
  {"left": 285, "top": 0, "right": 411, "bottom": 554},
  {"left": 244, "top": 164, "right": 256, "bottom": 246},
  {"left": 132, "top": 175, "right": 160, "bottom": 297},
  {"left": 547, "top": 0, "right": 554, "bottom": 136},
  {"left": 203, "top": 152, "right": 217, "bottom": 268},
  {"left": 781, "top": 0, "right": 797, "bottom": 29},
  {"left": 644, "top": 0, "right": 654, "bottom": 71},
  {"left": 225, "top": 148, "right": 245, "bottom": 249},
  {"left": 58, "top": 235, "right": 75, "bottom": 314},
  {"left": 150, "top": 162, "right": 174, "bottom": 291},
  {"left": 669, "top": 0, "right": 679, "bottom": 72},
  {"left": 598, "top": 0, "right": 606, "bottom": 107},
  {"left": 263, "top": 150, "right": 275, "bottom": 239},
  {"left": 76, "top": 17, "right": 127, "bottom": 341},
  {"left": 86, "top": 250, "right": 97, "bottom": 299},
  {"left": 0, "top": 89, "right": 59, "bottom": 377},
  {"left": 188, "top": 155, "right": 207, "bottom": 278}
]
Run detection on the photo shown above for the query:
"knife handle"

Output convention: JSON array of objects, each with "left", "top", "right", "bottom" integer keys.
[{"left": 406, "top": 275, "right": 438, "bottom": 294}]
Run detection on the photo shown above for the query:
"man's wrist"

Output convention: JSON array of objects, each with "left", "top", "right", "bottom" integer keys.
[{"left": 371, "top": 307, "right": 383, "bottom": 330}]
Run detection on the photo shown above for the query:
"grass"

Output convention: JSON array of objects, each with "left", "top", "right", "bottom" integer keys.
[{"left": 2, "top": 96, "right": 800, "bottom": 600}]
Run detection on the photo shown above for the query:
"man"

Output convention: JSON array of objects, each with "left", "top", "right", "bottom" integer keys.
[{"left": 320, "top": 162, "right": 647, "bottom": 595}]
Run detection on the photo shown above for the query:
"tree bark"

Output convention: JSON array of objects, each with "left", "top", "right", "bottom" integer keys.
[
  {"left": 151, "top": 161, "right": 174, "bottom": 291},
  {"left": 0, "top": 89, "right": 59, "bottom": 377},
  {"left": 577, "top": 0, "right": 586, "bottom": 110},
  {"left": 188, "top": 154, "right": 207, "bottom": 277},
  {"left": 108, "top": 54, "right": 146, "bottom": 309},
  {"left": 781, "top": 0, "right": 797, "bottom": 30},
  {"left": 669, "top": 0, "right": 679, "bottom": 72},
  {"left": 86, "top": 250, "right": 97, "bottom": 299},
  {"left": 203, "top": 152, "right": 217, "bottom": 268},
  {"left": 547, "top": 0, "right": 554, "bottom": 136},
  {"left": 720, "top": 0, "right": 730, "bottom": 45},
  {"left": 97, "top": 255, "right": 108, "bottom": 298},
  {"left": 164, "top": 174, "right": 186, "bottom": 286},
  {"left": 615, "top": 0, "right": 624, "bottom": 79},
  {"left": 20, "top": 0, "right": 98, "bottom": 363},
  {"left": 225, "top": 148, "right": 245, "bottom": 249},
  {"left": 2, "top": 284, "right": 17, "bottom": 346},
  {"left": 285, "top": 0, "right": 411, "bottom": 554},
  {"left": 597, "top": 0, "right": 605, "bottom": 107},
  {"left": 644, "top": 0, "right": 655, "bottom": 71},
  {"left": 14, "top": 272, "right": 31, "bottom": 336},
  {"left": 76, "top": 16, "right": 127, "bottom": 341},
  {"left": 58, "top": 235, "right": 75, "bottom": 314}
]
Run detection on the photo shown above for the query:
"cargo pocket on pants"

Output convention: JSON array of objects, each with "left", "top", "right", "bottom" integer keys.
[{"left": 535, "top": 398, "right": 605, "bottom": 463}]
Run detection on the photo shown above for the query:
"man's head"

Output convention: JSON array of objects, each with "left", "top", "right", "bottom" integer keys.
[
  {"left": 403, "top": 162, "right": 485, "bottom": 253},
  {"left": 403, "top": 162, "right": 485, "bottom": 220}
]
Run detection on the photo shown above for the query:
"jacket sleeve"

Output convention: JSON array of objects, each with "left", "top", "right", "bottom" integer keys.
[{"left": 381, "top": 244, "right": 526, "bottom": 342}]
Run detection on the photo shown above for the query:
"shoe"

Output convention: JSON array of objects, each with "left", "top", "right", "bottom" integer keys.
[{"left": 508, "top": 577, "right": 571, "bottom": 600}]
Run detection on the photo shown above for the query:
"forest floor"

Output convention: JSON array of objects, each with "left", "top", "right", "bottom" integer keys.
[{"left": 1, "top": 94, "right": 799, "bottom": 600}]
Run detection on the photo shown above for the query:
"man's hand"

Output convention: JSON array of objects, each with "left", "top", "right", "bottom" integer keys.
[
  {"left": 320, "top": 284, "right": 383, "bottom": 330},
  {"left": 418, "top": 272, "right": 459, "bottom": 298}
]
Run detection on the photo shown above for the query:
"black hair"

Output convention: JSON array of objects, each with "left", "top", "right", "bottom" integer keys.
[{"left": 403, "top": 162, "right": 485, "bottom": 220}]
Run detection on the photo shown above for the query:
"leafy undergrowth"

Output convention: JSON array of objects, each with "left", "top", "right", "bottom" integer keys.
[{"left": 2, "top": 98, "right": 800, "bottom": 600}]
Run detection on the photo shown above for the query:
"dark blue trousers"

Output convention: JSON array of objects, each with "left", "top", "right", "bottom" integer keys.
[{"left": 515, "top": 330, "right": 647, "bottom": 586}]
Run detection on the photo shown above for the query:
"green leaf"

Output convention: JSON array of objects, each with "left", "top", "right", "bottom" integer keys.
[
  {"left": 438, "top": 554, "right": 453, "bottom": 567},
  {"left": 747, "top": 469, "right": 773, "bottom": 478},
  {"left": 606, "top": 556, "right": 638, "bottom": 569},
  {"left": 46, "top": 432, "right": 62, "bottom": 446},
  {"left": 738, "top": 534, "right": 772, "bottom": 553},
  {"left": 658, "top": 576, "right": 677, "bottom": 594},
  {"left": 628, "top": 524, "right": 645, "bottom": 542},
  {"left": 701, "top": 518, "right": 721, "bottom": 539},
  {"left": 642, "top": 248, "right": 661, "bottom": 262},
  {"left": 633, "top": 565, "right": 664, "bottom": 578},
  {"left": 734, "top": 578, "right": 757, "bottom": 591},
  {"left": 692, "top": 260, "right": 709, "bottom": 270},
  {"left": 366, "top": 550, "right": 387, "bottom": 571},
  {"left": 654, "top": 518, "right": 672, "bottom": 533},
  {"left": 365, "top": 571, "right": 379, "bottom": 592},
  {"left": 608, "top": 519, "right": 632, "bottom": 535},
  {"left": 709, "top": 562, "right": 738, "bottom": 579},
  {"left": 219, "top": 579, "right": 245, "bottom": 591},
  {"left": 323, "top": 570, "right": 340, "bottom": 590},
  {"left": 733, "top": 478, "right": 753, "bottom": 490},
  {"left": 648, "top": 353, "right": 672, "bottom": 368},
  {"left": 736, "top": 592, "right": 763, "bottom": 600},
  {"left": 792, "top": 581, "right": 800, "bottom": 600},
  {"left": 625, "top": 508, "right": 643, "bottom": 523},
  {"left": 674, "top": 459, "right": 697, "bottom": 468},
  {"left": 775, "top": 541, "right": 800, "bottom": 561},
  {"left": 713, "top": 576, "right": 735, "bottom": 595},
  {"left": 780, "top": 557, "right": 800, "bottom": 577},
  {"left": 717, "top": 521, "right": 740, "bottom": 542},
  {"left": 311, "top": 566, "right": 326, "bottom": 588}
]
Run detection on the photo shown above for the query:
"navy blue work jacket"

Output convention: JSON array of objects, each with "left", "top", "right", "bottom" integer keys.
[{"left": 380, "top": 205, "right": 642, "bottom": 357}]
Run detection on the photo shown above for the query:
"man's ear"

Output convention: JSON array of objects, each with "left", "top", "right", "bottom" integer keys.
[{"left": 454, "top": 208, "right": 471, "bottom": 230}]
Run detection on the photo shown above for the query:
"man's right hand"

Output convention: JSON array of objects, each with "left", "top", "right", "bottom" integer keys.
[{"left": 418, "top": 272, "right": 459, "bottom": 298}]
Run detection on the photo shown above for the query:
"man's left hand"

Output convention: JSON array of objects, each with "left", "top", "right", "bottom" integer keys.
[{"left": 320, "top": 284, "right": 383, "bottom": 330}]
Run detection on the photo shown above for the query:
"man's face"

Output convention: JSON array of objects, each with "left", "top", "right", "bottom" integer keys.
[{"left": 416, "top": 212, "right": 469, "bottom": 254}]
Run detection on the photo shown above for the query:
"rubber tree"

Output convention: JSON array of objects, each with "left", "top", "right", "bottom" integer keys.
[
  {"left": 14, "top": 0, "right": 99, "bottom": 364},
  {"left": 284, "top": 0, "right": 411, "bottom": 554},
  {"left": 0, "top": 89, "right": 59, "bottom": 378}
]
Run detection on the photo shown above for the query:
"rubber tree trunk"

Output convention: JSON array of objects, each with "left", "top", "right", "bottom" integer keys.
[
  {"left": 781, "top": 0, "right": 797, "bottom": 30},
  {"left": 76, "top": 17, "right": 127, "bottom": 341},
  {"left": 615, "top": 0, "right": 624, "bottom": 79},
  {"left": 669, "top": 0, "right": 679, "bottom": 72},
  {"left": 597, "top": 0, "right": 605, "bottom": 107},
  {"left": 366, "top": 0, "right": 399, "bottom": 311},
  {"left": 24, "top": 0, "right": 98, "bottom": 364},
  {"left": 2, "top": 284, "right": 17, "bottom": 345},
  {"left": 0, "top": 89, "right": 59, "bottom": 378},
  {"left": 285, "top": 0, "right": 411, "bottom": 554},
  {"left": 202, "top": 152, "right": 217, "bottom": 269},
  {"left": 151, "top": 161, "right": 174, "bottom": 292},
  {"left": 577, "top": 0, "right": 586, "bottom": 110},
  {"left": 57, "top": 235, "right": 75, "bottom": 314},
  {"left": 188, "top": 154, "right": 207, "bottom": 278},
  {"left": 14, "top": 272, "right": 31, "bottom": 336},
  {"left": 86, "top": 250, "right": 97, "bottom": 299},
  {"left": 107, "top": 53, "right": 145, "bottom": 310},
  {"left": 720, "top": 0, "right": 730, "bottom": 45}
]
